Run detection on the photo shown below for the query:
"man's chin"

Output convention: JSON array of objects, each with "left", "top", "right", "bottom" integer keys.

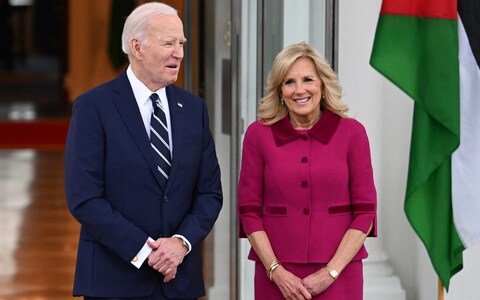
[{"left": 168, "top": 77, "right": 178, "bottom": 85}]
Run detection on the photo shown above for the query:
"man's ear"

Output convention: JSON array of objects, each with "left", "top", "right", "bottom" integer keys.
[{"left": 130, "top": 39, "right": 142, "bottom": 59}]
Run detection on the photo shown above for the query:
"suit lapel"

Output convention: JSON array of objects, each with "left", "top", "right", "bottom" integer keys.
[{"left": 111, "top": 72, "right": 167, "bottom": 189}]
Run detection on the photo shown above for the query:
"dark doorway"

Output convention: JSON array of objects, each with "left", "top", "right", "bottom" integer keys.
[{"left": 0, "top": 0, "right": 69, "bottom": 121}]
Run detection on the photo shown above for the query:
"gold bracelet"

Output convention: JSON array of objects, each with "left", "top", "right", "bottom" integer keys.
[
  {"left": 269, "top": 263, "right": 280, "bottom": 281},
  {"left": 266, "top": 259, "right": 281, "bottom": 281}
]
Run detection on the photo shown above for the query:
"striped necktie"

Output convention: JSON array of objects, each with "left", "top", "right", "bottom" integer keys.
[{"left": 149, "top": 93, "right": 171, "bottom": 186}]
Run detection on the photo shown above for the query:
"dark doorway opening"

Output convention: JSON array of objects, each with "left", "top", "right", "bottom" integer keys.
[{"left": 0, "top": 0, "right": 69, "bottom": 121}]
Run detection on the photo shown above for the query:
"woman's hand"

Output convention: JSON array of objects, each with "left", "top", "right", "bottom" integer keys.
[
  {"left": 301, "top": 267, "right": 335, "bottom": 296},
  {"left": 271, "top": 265, "right": 312, "bottom": 300}
]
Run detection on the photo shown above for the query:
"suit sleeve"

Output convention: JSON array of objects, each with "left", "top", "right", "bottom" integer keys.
[
  {"left": 237, "top": 123, "right": 265, "bottom": 238},
  {"left": 173, "top": 102, "right": 223, "bottom": 248},
  {"left": 64, "top": 95, "right": 148, "bottom": 263},
  {"left": 347, "top": 121, "right": 377, "bottom": 237}
]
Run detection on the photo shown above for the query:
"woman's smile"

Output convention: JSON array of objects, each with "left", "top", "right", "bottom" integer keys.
[{"left": 293, "top": 97, "right": 311, "bottom": 104}]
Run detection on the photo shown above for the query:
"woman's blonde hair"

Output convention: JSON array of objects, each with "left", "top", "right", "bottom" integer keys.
[{"left": 258, "top": 42, "right": 348, "bottom": 125}]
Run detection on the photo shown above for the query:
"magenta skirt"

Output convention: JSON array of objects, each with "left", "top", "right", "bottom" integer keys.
[{"left": 254, "top": 261, "right": 363, "bottom": 300}]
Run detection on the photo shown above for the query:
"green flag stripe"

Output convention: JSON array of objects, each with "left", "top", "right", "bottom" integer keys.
[
  {"left": 406, "top": 107, "right": 463, "bottom": 289},
  {"left": 371, "top": 15, "right": 460, "bottom": 135},
  {"left": 407, "top": 106, "right": 458, "bottom": 195}
]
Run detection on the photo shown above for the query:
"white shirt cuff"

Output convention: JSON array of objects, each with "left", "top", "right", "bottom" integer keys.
[
  {"left": 130, "top": 237, "right": 155, "bottom": 269},
  {"left": 172, "top": 234, "right": 192, "bottom": 255}
]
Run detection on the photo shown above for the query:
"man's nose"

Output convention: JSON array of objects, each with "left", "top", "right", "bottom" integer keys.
[{"left": 172, "top": 43, "right": 184, "bottom": 58}]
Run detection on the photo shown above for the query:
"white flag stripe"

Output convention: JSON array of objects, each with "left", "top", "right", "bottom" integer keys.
[{"left": 452, "top": 16, "right": 480, "bottom": 248}]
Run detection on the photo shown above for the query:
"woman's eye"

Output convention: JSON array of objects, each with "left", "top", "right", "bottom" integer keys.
[
  {"left": 284, "top": 79, "right": 294, "bottom": 85},
  {"left": 304, "top": 77, "right": 314, "bottom": 82}
]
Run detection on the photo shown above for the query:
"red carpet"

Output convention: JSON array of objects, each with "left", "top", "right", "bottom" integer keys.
[{"left": 0, "top": 119, "right": 70, "bottom": 150}]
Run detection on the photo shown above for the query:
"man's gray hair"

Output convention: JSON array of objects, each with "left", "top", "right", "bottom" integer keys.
[{"left": 121, "top": 2, "right": 178, "bottom": 56}]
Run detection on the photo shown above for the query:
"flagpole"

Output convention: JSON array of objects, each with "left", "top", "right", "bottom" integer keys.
[{"left": 438, "top": 278, "right": 444, "bottom": 300}]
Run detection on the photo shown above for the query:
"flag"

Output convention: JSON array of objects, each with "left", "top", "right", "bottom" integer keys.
[{"left": 370, "top": 0, "right": 480, "bottom": 290}]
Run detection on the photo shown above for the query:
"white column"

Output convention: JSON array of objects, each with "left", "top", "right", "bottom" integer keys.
[{"left": 363, "top": 239, "right": 406, "bottom": 300}]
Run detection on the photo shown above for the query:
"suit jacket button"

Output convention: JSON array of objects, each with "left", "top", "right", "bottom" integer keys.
[
  {"left": 301, "top": 181, "right": 309, "bottom": 188},
  {"left": 301, "top": 157, "right": 308, "bottom": 163},
  {"left": 303, "top": 208, "right": 310, "bottom": 215},
  {"left": 164, "top": 196, "right": 168, "bottom": 202}
]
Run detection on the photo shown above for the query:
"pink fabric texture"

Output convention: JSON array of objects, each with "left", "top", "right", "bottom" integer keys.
[
  {"left": 238, "top": 109, "right": 377, "bottom": 264},
  {"left": 254, "top": 261, "right": 363, "bottom": 300}
]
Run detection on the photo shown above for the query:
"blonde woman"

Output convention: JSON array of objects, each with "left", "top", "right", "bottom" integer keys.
[{"left": 238, "top": 43, "right": 377, "bottom": 300}]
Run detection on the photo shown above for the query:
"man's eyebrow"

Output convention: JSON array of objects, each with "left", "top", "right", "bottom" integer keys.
[{"left": 161, "top": 38, "right": 188, "bottom": 42}]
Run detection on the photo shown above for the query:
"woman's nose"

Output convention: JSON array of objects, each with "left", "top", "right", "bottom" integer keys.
[{"left": 294, "top": 83, "right": 306, "bottom": 93}]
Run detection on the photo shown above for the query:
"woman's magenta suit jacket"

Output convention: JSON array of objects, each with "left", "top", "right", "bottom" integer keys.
[{"left": 238, "top": 109, "right": 377, "bottom": 264}]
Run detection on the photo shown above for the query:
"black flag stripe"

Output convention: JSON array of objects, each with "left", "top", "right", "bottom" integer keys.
[{"left": 458, "top": 0, "right": 480, "bottom": 67}]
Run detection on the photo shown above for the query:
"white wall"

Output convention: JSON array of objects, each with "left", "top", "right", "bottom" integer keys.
[
  {"left": 338, "top": 1, "right": 480, "bottom": 300},
  {"left": 207, "top": 0, "right": 231, "bottom": 299}
]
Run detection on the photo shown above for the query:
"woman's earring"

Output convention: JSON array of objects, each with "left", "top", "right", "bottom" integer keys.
[
  {"left": 321, "top": 95, "right": 326, "bottom": 101},
  {"left": 281, "top": 99, "right": 285, "bottom": 106}
]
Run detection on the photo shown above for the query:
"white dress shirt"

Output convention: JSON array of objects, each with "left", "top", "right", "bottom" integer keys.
[{"left": 126, "top": 66, "right": 191, "bottom": 269}]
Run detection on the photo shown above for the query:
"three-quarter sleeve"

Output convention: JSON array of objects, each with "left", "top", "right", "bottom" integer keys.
[
  {"left": 237, "top": 123, "right": 265, "bottom": 238},
  {"left": 347, "top": 121, "right": 377, "bottom": 236}
]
